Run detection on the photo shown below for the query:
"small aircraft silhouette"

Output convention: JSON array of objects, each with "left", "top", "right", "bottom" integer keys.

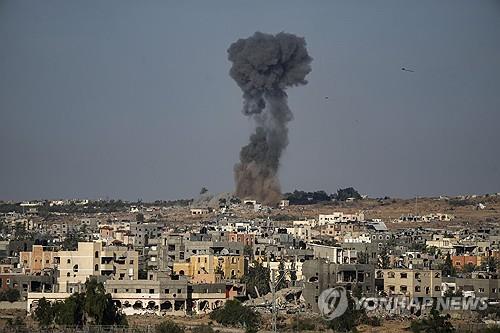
[{"left": 401, "top": 67, "right": 415, "bottom": 72}]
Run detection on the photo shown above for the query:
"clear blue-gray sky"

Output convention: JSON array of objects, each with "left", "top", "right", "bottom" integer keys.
[{"left": 1, "top": 0, "right": 499, "bottom": 201}]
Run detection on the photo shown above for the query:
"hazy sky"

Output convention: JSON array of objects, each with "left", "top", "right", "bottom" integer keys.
[{"left": 1, "top": 0, "right": 499, "bottom": 201}]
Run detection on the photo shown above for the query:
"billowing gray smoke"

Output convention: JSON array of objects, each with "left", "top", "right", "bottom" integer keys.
[{"left": 228, "top": 32, "right": 312, "bottom": 205}]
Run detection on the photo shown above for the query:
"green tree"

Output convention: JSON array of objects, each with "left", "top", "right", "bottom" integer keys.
[
  {"left": 481, "top": 256, "right": 498, "bottom": 272},
  {"left": 442, "top": 252, "right": 456, "bottom": 277},
  {"left": 0, "top": 288, "right": 20, "bottom": 302},
  {"left": 241, "top": 261, "right": 270, "bottom": 298},
  {"left": 200, "top": 187, "right": 208, "bottom": 195},
  {"left": 156, "top": 320, "right": 185, "bottom": 333},
  {"left": 243, "top": 244, "right": 253, "bottom": 259},
  {"left": 333, "top": 187, "right": 362, "bottom": 201},
  {"left": 410, "top": 308, "right": 455, "bottom": 333},
  {"left": 33, "top": 278, "right": 126, "bottom": 327},
  {"left": 462, "top": 263, "right": 476, "bottom": 273},
  {"left": 54, "top": 292, "right": 85, "bottom": 326},
  {"left": 210, "top": 300, "right": 260, "bottom": 333},
  {"left": 14, "top": 222, "right": 28, "bottom": 240},
  {"left": 84, "top": 278, "right": 127, "bottom": 325},
  {"left": 34, "top": 298, "right": 54, "bottom": 327}
]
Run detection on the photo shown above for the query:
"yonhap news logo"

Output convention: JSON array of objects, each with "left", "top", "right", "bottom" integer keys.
[
  {"left": 317, "top": 286, "right": 349, "bottom": 320},
  {"left": 318, "top": 287, "right": 488, "bottom": 320}
]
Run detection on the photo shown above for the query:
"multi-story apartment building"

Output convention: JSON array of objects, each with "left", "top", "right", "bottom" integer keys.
[
  {"left": 320, "top": 222, "right": 363, "bottom": 237},
  {"left": 318, "top": 212, "right": 365, "bottom": 226},
  {"left": 19, "top": 245, "right": 57, "bottom": 273},
  {"left": 309, "top": 244, "right": 358, "bottom": 264},
  {"left": 54, "top": 241, "right": 138, "bottom": 293},
  {"left": 302, "top": 259, "right": 375, "bottom": 312},
  {"left": 442, "top": 272, "right": 500, "bottom": 299},
  {"left": 379, "top": 268, "right": 442, "bottom": 298},
  {"left": 28, "top": 278, "right": 245, "bottom": 316},
  {"left": 172, "top": 254, "right": 246, "bottom": 283}
]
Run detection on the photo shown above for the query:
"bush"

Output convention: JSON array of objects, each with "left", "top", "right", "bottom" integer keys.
[
  {"left": 365, "top": 316, "right": 381, "bottom": 327},
  {"left": 210, "top": 300, "right": 259, "bottom": 333},
  {"left": 156, "top": 320, "right": 185, "bottom": 333},
  {"left": 0, "top": 288, "right": 20, "bottom": 302},
  {"left": 6, "top": 316, "right": 28, "bottom": 333},
  {"left": 482, "top": 326, "right": 500, "bottom": 333},
  {"left": 291, "top": 317, "right": 316, "bottom": 331},
  {"left": 410, "top": 308, "right": 454, "bottom": 333},
  {"left": 192, "top": 325, "right": 215, "bottom": 333}
]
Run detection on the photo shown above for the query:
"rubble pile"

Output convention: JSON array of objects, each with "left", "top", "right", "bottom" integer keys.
[{"left": 245, "top": 287, "right": 305, "bottom": 313}]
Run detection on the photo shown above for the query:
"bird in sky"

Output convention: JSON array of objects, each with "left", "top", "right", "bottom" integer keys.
[{"left": 401, "top": 67, "right": 415, "bottom": 72}]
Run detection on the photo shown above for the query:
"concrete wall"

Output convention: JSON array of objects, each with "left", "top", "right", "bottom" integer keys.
[{"left": 0, "top": 301, "right": 26, "bottom": 310}]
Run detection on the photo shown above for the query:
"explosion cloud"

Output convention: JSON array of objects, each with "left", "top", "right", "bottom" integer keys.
[{"left": 228, "top": 32, "right": 312, "bottom": 205}]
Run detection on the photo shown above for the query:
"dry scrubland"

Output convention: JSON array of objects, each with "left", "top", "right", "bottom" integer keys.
[{"left": 183, "top": 195, "right": 500, "bottom": 230}]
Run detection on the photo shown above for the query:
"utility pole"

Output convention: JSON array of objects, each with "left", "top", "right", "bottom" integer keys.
[{"left": 271, "top": 269, "right": 277, "bottom": 333}]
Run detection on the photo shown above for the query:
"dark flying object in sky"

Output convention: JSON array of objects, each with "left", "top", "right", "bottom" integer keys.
[{"left": 401, "top": 67, "right": 415, "bottom": 72}]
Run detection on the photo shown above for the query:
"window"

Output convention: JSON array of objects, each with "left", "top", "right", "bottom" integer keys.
[
  {"left": 67, "top": 272, "right": 70, "bottom": 277},
  {"left": 67, "top": 259, "right": 71, "bottom": 264},
  {"left": 95, "top": 264, "right": 99, "bottom": 271},
  {"left": 95, "top": 251, "right": 99, "bottom": 258},
  {"left": 136, "top": 289, "right": 141, "bottom": 293},
  {"left": 130, "top": 260, "right": 134, "bottom": 264},
  {"left": 165, "top": 289, "right": 169, "bottom": 294},
  {"left": 389, "top": 285, "right": 395, "bottom": 292},
  {"left": 73, "top": 265, "right": 79, "bottom": 272},
  {"left": 114, "top": 289, "right": 117, "bottom": 293},
  {"left": 434, "top": 286, "right": 441, "bottom": 291},
  {"left": 177, "top": 289, "right": 182, "bottom": 294},
  {"left": 149, "top": 289, "right": 154, "bottom": 294},
  {"left": 400, "top": 285, "right": 408, "bottom": 292},
  {"left": 388, "top": 272, "right": 395, "bottom": 278},
  {"left": 400, "top": 273, "right": 407, "bottom": 279},
  {"left": 415, "top": 286, "right": 421, "bottom": 292}
]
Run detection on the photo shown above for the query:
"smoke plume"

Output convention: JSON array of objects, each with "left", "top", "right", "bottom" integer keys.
[{"left": 228, "top": 32, "right": 312, "bottom": 205}]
